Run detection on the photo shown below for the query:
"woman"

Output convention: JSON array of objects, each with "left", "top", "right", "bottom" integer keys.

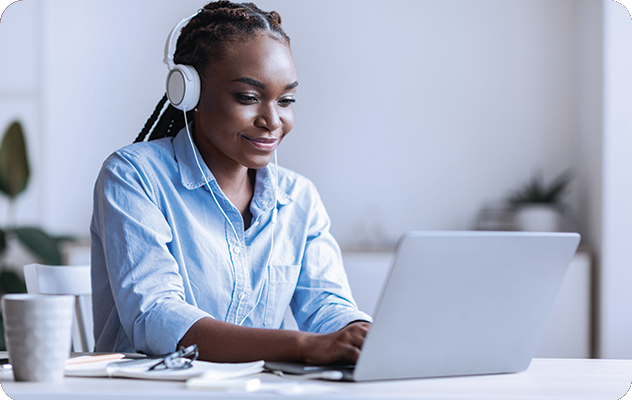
[{"left": 91, "top": 1, "right": 371, "bottom": 364}]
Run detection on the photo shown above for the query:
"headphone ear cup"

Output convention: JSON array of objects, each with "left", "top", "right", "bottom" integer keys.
[{"left": 166, "top": 64, "right": 201, "bottom": 111}]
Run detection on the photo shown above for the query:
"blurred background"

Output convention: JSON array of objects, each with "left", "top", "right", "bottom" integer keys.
[{"left": 0, "top": 0, "right": 631, "bottom": 359}]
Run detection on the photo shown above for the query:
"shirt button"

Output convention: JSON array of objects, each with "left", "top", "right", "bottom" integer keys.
[
  {"left": 239, "top": 293, "right": 246, "bottom": 300},
  {"left": 232, "top": 247, "right": 241, "bottom": 254}
]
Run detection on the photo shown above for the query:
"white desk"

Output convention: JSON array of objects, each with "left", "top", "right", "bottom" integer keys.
[{"left": 1, "top": 358, "right": 631, "bottom": 400}]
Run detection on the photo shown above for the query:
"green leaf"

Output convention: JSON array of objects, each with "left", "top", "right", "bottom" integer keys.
[
  {"left": 0, "top": 121, "right": 30, "bottom": 199},
  {"left": 0, "top": 270, "right": 27, "bottom": 294},
  {"left": 14, "top": 227, "right": 63, "bottom": 265}
]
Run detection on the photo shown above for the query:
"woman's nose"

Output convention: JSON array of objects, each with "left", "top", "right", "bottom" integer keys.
[{"left": 255, "top": 103, "right": 282, "bottom": 132}]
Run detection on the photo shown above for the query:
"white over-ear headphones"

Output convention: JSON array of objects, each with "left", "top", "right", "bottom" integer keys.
[{"left": 163, "top": 12, "right": 201, "bottom": 111}]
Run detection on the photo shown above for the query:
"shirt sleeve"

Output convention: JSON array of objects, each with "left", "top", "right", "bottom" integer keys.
[
  {"left": 91, "top": 151, "right": 210, "bottom": 355},
  {"left": 290, "top": 181, "right": 373, "bottom": 333}
]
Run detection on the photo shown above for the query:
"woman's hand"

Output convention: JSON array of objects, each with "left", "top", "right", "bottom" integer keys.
[
  {"left": 179, "top": 318, "right": 370, "bottom": 365},
  {"left": 299, "top": 321, "right": 371, "bottom": 365}
]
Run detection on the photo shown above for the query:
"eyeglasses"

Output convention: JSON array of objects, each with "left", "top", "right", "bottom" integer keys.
[{"left": 148, "top": 344, "right": 199, "bottom": 371}]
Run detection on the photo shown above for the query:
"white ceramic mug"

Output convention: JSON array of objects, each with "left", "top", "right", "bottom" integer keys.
[{"left": 2, "top": 294, "right": 74, "bottom": 382}]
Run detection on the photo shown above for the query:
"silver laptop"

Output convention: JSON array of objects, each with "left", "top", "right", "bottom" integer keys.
[{"left": 266, "top": 230, "right": 580, "bottom": 381}]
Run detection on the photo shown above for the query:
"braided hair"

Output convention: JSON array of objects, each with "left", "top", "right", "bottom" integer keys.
[{"left": 134, "top": 1, "right": 290, "bottom": 143}]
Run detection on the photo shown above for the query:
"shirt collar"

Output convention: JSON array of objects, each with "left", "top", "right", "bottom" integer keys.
[
  {"left": 173, "top": 125, "right": 215, "bottom": 190},
  {"left": 252, "top": 165, "right": 292, "bottom": 215}
]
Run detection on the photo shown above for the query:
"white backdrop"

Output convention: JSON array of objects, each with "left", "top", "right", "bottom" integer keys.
[{"left": 0, "top": 0, "right": 593, "bottom": 248}]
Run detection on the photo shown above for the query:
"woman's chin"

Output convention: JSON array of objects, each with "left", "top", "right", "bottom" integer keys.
[{"left": 244, "top": 154, "right": 275, "bottom": 170}]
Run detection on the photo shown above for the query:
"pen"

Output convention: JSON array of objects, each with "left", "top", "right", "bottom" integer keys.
[{"left": 66, "top": 353, "right": 125, "bottom": 365}]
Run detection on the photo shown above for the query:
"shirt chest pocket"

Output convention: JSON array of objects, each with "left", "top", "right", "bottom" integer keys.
[{"left": 264, "top": 264, "right": 300, "bottom": 328}]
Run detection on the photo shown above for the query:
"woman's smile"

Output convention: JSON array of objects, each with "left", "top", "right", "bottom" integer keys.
[{"left": 241, "top": 134, "right": 280, "bottom": 152}]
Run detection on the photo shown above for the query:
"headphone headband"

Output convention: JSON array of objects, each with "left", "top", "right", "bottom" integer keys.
[{"left": 163, "top": 11, "right": 199, "bottom": 70}]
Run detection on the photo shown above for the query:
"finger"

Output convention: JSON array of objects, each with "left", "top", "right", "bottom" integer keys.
[
  {"left": 349, "top": 330, "right": 366, "bottom": 349},
  {"left": 333, "top": 332, "right": 364, "bottom": 356},
  {"left": 344, "top": 324, "right": 369, "bottom": 348},
  {"left": 356, "top": 322, "right": 370, "bottom": 335},
  {"left": 341, "top": 343, "right": 361, "bottom": 363},
  {"left": 343, "top": 322, "right": 369, "bottom": 336}
]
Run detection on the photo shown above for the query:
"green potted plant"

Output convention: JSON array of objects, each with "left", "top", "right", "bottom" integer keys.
[
  {"left": 507, "top": 172, "right": 572, "bottom": 232},
  {"left": 0, "top": 120, "right": 70, "bottom": 350}
]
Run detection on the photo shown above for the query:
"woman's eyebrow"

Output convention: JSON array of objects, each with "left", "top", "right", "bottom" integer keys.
[
  {"left": 232, "top": 77, "right": 299, "bottom": 90},
  {"left": 232, "top": 77, "right": 265, "bottom": 88},
  {"left": 285, "top": 81, "right": 299, "bottom": 90}
]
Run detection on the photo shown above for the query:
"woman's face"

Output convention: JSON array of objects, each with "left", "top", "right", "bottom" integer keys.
[{"left": 194, "top": 33, "right": 298, "bottom": 172}]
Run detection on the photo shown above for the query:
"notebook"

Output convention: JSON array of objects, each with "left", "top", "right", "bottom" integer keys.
[
  {"left": 266, "top": 230, "right": 581, "bottom": 381},
  {"left": 65, "top": 356, "right": 264, "bottom": 381}
]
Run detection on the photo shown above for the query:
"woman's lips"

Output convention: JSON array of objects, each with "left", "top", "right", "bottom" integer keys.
[{"left": 242, "top": 135, "right": 278, "bottom": 151}]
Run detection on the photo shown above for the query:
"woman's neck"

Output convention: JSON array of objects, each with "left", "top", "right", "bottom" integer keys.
[
  {"left": 219, "top": 168, "right": 255, "bottom": 230},
  {"left": 213, "top": 166, "right": 254, "bottom": 200},
  {"left": 197, "top": 143, "right": 255, "bottom": 227}
]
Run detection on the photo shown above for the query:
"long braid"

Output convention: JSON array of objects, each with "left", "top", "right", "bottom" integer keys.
[
  {"left": 148, "top": 106, "right": 194, "bottom": 141},
  {"left": 134, "top": 94, "right": 168, "bottom": 143},
  {"left": 134, "top": 1, "right": 290, "bottom": 143}
]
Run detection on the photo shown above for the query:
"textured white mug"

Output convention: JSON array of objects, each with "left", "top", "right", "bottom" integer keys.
[{"left": 2, "top": 294, "right": 74, "bottom": 382}]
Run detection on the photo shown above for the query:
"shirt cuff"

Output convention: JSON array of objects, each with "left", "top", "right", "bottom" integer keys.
[
  {"left": 139, "top": 302, "right": 213, "bottom": 356},
  {"left": 317, "top": 309, "right": 374, "bottom": 334}
]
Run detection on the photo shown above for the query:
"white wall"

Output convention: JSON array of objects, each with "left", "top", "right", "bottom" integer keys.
[
  {"left": 600, "top": 0, "right": 632, "bottom": 359},
  {"left": 37, "top": 0, "right": 207, "bottom": 236},
  {"left": 0, "top": 0, "right": 588, "bottom": 248},
  {"left": 0, "top": 0, "right": 42, "bottom": 228},
  {"left": 268, "top": 0, "right": 583, "bottom": 249}
]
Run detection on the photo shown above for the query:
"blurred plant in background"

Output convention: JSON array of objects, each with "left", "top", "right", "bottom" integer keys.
[
  {"left": 0, "top": 120, "right": 72, "bottom": 350},
  {"left": 507, "top": 171, "right": 573, "bottom": 233},
  {"left": 507, "top": 171, "right": 572, "bottom": 207},
  {"left": 475, "top": 171, "right": 576, "bottom": 233}
]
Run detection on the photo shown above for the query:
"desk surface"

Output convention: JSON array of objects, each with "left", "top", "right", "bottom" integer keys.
[{"left": 1, "top": 358, "right": 631, "bottom": 400}]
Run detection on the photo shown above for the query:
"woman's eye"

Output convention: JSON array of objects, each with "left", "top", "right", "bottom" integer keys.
[
  {"left": 279, "top": 98, "right": 296, "bottom": 107},
  {"left": 236, "top": 94, "right": 257, "bottom": 103}
]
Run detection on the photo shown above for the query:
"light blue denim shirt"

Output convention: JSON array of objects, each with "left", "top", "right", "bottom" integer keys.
[{"left": 91, "top": 128, "right": 371, "bottom": 355}]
